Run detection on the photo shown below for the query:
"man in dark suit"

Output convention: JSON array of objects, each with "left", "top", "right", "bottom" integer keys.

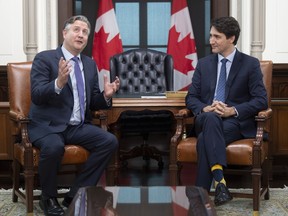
[
  {"left": 28, "top": 15, "right": 120, "bottom": 216},
  {"left": 186, "top": 17, "right": 268, "bottom": 206}
]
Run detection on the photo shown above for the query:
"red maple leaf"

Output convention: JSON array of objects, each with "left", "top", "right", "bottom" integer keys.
[
  {"left": 92, "top": 27, "right": 123, "bottom": 72},
  {"left": 167, "top": 26, "right": 197, "bottom": 75}
]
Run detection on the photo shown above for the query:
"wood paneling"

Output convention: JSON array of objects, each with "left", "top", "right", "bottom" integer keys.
[
  {"left": 271, "top": 100, "right": 288, "bottom": 155},
  {"left": 270, "top": 64, "right": 288, "bottom": 156},
  {"left": 0, "top": 66, "right": 8, "bottom": 102},
  {"left": 0, "top": 102, "right": 12, "bottom": 160},
  {"left": 57, "top": 0, "right": 74, "bottom": 46}
]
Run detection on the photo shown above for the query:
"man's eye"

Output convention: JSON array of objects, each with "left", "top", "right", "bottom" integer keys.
[
  {"left": 83, "top": 30, "right": 88, "bottom": 36},
  {"left": 74, "top": 28, "right": 80, "bottom": 33}
]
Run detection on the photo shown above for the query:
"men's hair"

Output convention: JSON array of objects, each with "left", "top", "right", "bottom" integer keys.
[
  {"left": 63, "top": 15, "right": 91, "bottom": 35},
  {"left": 211, "top": 17, "right": 241, "bottom": 45}
]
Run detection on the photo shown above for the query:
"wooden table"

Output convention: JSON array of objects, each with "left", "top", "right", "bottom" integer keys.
[
  {"left": 107, "top": 97, "right": 185, "bottom": 124},
  {"left": 106, "top": 96, "right": 186, "bottom": 186}
]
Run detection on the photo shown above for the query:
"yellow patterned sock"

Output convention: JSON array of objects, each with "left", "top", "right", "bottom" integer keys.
[{"left": 211, "top": 164, "right": 226, "bottom": 187}]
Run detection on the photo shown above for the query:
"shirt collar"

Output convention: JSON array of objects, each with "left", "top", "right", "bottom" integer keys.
[
  {"left": 218, "top": 48, "right": 236, "bottom": 63},
  {"left": 61, "top": 46, "right": 81, "bottom": 61}
]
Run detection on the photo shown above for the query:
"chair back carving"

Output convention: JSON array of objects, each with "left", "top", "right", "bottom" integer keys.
[
  {"left": 7, "top": 62, "right": 32, "bottom": 118},
  {"left": 110, "top": 48, "right": 174, "bottom": 94}
]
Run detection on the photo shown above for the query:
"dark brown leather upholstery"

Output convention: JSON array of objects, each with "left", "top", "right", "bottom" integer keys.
[
  {"left": 169, "top": 61, "right": 273, "bottom": 213},
  {"left": 7, "top": 62, "right": 109, "bottom": 214},
  {"left": 109, "top": 49, "right": 174, "bottom": 184}
]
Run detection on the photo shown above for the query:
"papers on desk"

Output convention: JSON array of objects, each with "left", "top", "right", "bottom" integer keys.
[
  {"left": 141, "top": 95, "right": 167, "bottom": 99},
  {"left": 165, "top": 91, "right": 187, "bottom": 98},
  {"left": 140, "top": 91, "right": 187, "bottom": 99}
]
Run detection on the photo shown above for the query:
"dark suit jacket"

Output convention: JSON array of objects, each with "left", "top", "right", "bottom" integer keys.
[
  {"left": 186, "top": 50, "right": 268, "bottom": 138},
  {"left": 28, "top": 46, "right": 111, "bottom": 142}
]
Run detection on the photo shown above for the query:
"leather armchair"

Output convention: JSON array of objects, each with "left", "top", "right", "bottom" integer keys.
[
  {"left": 7, "top": 62, "right": 110, "bottom": 213},
  {"left": 109, "top": 49, "right": 175, "bottom": 184},
  {"left": 169, "top": 61, "right": 273, "bottom": 214}
]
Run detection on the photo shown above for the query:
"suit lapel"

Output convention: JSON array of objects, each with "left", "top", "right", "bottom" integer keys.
[
  {"left": 81, "top": 55, "right": 91, "bottom": 108},
  {"left": 225, "top": 50, "right": 243, "bottom": 100},
  {"left": 209, "top": 55, "right": 218, "bottom": 103}
]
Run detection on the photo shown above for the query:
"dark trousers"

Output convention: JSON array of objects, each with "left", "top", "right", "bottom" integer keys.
[
  {"left": 194, "top": 112, "right": 242, "bottom": 191},
  {"left": 33, "top": 123, "right": 118, "bottom": 198}
]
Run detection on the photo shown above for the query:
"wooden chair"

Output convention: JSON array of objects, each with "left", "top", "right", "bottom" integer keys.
[
  {"left": 169, "top": 60, "right": 273, "bottom": 214},
  {"left": 7, "top": 62, "right": 110, "bottom": 214}
]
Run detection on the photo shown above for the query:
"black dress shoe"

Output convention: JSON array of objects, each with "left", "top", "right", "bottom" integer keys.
[
  {"left": 214, "top": 183, "right": 233, "bottom": 206},
  {"left": 62, "top": 196, "right": 73, "bottom": 208},
  {"left": 39, "top": 197, "right": 65, "bottom": 216}
]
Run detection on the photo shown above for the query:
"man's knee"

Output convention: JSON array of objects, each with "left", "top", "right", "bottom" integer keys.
[
  {"left": 106, "top": 132, "right": 119, "bottom": 151},
  {"left": 40, "top": 142, "right": 65, "bottom": 159}
]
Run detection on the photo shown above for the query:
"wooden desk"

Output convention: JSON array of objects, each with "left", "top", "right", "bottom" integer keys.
[
  {"left": 106, "top": 97, "right": 186, "bottom": 186},
  {"left": 107, "top": 97, "right": 185, "bottom": 124}
]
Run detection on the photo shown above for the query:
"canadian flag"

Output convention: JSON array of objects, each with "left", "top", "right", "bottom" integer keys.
[
  {"left": 92, "top": 0, "right": 123, "bottom": 90},
  {"left": 167, "top": 0, "right": 198, "bottom": 91},
  {"left": 171, "top": 186, "right": 189, "bottom": 216}
]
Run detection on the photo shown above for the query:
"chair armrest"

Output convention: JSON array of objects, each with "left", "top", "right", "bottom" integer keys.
[
  {"left": 256, "top": 108, "right": 272, "bottom": 133},
  {"left": 254, "top": 108, "right": 272, "bottom": 147},
  {"left": 9, "top": 110, "right": 32, "bottom": 148},
  {"left": 175, "top": 108, "right": 193, "bottom": 118},
  {"left": 173, "top": 108, "right": 193, "bottom": 140},
  {"left": 9, "top": 110, "right": 28, "bottom": 122},
  {"left": 256, "top": 108, "right": 272, "bottom": 121},
  {"left": 91, "top": 110, "right": 108, "bottom": 131},
  {"left": 170, "top": 109, "right": 194, "bottom": 161}
]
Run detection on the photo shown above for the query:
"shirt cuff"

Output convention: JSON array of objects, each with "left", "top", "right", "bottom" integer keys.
[
  {"left": 105, "top": 97, "right": 112, "bottom": 106},
  {"left": 232, "top": 106, "right": 239, "bottom": 117},
  {"left": 55, "top": 79, "right": 62, "bottom": 94}
]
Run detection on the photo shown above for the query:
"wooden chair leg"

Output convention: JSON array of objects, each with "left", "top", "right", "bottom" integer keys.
[
  {"left": 252, "top": 169, "right": 261, "bottom": 215},
  {"left": 262, "top": 159, "right": 270, "bottom": 200},
  {"left": 106, "top": 151, "right": 119, "bottom": 186},
  {"left": 12, "top": 159, "right": 20, "bottom": 202},
  {"left": 178, "top": 163, "right": 183, "bottom": 185},
  {"left": 169, "top": 163, "right": 178, "bottom": 185},
  {"left": 24, "top": 167, "right": 35, "bottom": 213}
]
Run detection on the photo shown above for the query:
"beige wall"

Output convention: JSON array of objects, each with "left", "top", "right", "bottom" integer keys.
[{"left": 0, "top": 0, "right": 287, "bottom": 65}]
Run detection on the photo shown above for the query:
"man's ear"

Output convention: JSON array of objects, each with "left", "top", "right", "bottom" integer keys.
[
  {"left": 229, "top": 35, "right": 236, "bottom": 45},
  {"left": 62, "top": 29, "right": 67, "bottom": 39}
]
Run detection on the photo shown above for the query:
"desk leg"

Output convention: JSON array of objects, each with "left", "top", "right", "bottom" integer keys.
[{"left": 106, "top": 148, "right": 121, "bottom": 186}]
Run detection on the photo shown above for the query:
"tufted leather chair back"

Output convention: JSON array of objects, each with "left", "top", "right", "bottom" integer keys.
[{"left": 110, "top": 48, "right": 174, "bottom": 94}]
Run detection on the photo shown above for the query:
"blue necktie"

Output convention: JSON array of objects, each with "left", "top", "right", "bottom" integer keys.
[
  {"left": 215, "top": 58, "right": 228, "bottom": 102},
  {"left": 72, "top": 57, "right": 85, "bottom": 122}
]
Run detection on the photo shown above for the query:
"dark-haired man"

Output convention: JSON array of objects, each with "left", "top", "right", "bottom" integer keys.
[{"left": 186, "top": 16, "right": 267, "bottom": 206}]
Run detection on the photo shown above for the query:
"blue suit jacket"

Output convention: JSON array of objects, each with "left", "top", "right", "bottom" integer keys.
[
  {"left": 28, "top": 46, "right": 110, "bottom": 142},
  {"left": 186, "top": 50, "right": 268, "bottom": 138}
]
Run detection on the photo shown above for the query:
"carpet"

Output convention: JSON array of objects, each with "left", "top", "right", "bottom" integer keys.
[{"left": 0, "top": 188, "right": 287, "bottom": 216}]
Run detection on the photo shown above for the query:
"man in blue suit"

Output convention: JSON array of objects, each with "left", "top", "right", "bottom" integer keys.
[
  {"left": 28, "top": 15, "right": 120, "bottom": 216},
  {"left": 185, "top": 17, "right": 268, "bottom": 206}
]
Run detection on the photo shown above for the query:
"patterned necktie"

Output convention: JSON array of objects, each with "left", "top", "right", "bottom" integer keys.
[
  {"left": 215, "top": 58, "right": 228, "bottom": 102},
  {"left": 72, "top": 57, "right": 85, "bottom": 122}
]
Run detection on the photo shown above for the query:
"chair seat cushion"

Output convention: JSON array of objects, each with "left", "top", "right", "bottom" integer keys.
[
  {"left": 14, "top": 144, "right": 89, "bottom": 166},
  {"left": 177, "top": 138, "right": 266, "bottom": 166}
]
